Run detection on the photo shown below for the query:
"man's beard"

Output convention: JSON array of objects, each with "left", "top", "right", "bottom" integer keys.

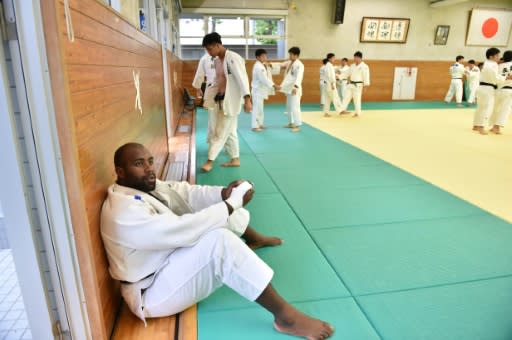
[{"left": 130, "top": 175, "right": 156, "bottom": 193}]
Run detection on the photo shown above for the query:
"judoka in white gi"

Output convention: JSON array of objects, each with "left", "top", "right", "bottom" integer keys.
[
  {"left": 465, "top": 59, "right": 480, "bottom": 105},
  {"left": 280, "top": 46, "right": 304, "bottom": 132},
  {"left": 101, "top": 143, "right": 335, "bottom": 339},
  {"left": 319, "top": 58, "right": 328, "bottom": 108},
  {"left": 489, "top": 50, "right": 512, "bottom": 134},
  {"left": 335, "top": 58, "right": 350, "bottom": 103},
  {"left": 251, "top": 49, "right": 279, "bottom": 132},
  {"left": 192, "top": 52, "right": 217, "bottom": 142},
  {"left": 444, "top": 55, "right": 466, "bottom": 107},
  {"left": 323, "top": 53, "right": 343, "bottom": 117},
  {"left": 199, "top": 33, "right": 251, "bottom": 172},
  {"left": 339, "top": 51, "right": 370, "bottom": 117},
  {"left": 472, "top": 48, "right": 510, "bottom": 135}
]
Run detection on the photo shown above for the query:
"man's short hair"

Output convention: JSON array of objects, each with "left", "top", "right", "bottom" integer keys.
[
  {"left": 456, "top": 55, "right": 464, "bottom": 62},
  {"left": 288, "top": 46, "right": 300, "bottom": 56},
  {"left": 342, "top": 58, "right": 348, "bottom": 62},
  {"left": 468, "top": 59, "right": 475, "bottom": 64},
  {"left": 486, "top": 47, "right": 500, "bottom": 59},
  {"left": 502, "top": 50, "right": 512, "bottom": 62},
  {"left": 202, "top": 32, "right": 222, "bottom": 47},
  {"left": 322, "top": 58, "right": 328, "bottom": 65},
  {"left": 327, "top": 53, "right": 335, "bottom": 59},
  {"left": 354, "top": 51, "right": 363, "bottom": 58},
  {"left": 255, "top": 48, "right": 267, "bottom": 57},
  {"left": 114, "top": 143, "right": 143, "bottom": 167}
]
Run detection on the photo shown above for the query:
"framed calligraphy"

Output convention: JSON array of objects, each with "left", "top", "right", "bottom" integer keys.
[{"left": 360, "top": 17, "right": 410, "bottom": 43}]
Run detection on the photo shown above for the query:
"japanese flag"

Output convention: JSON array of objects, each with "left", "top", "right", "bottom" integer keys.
[{"left": 466, "top": 9, "right": 512, "bottom": 46}]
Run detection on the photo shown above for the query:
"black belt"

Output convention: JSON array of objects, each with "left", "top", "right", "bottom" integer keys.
[
  {"left": 350, "top": 81, "right": 363, "bottom": 84},
  {"left": 502, "top": 86, "right": 512, "bottom": 89},
  {"left": 452, "top": 78, "right": 462, "bottom": 80},
  {"left": 120, "top": 272, "right": 154, "bottom": 284},
  {"left": 480, "top": 82, "right": 497, "bottom": 89}
]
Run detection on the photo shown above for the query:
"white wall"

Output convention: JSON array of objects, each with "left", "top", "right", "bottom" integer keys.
[{"left": 287, "top": 0, "right": 512, "bottom": 60}]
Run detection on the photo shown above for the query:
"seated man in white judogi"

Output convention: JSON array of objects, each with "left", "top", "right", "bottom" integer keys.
[{"left": 101, "top": 143, "right": 335, "bottom": 339}]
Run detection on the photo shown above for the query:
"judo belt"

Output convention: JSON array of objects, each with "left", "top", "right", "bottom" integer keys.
[
  {"left": 120, "top": 272, "right": 154, "bottom": 284},
  {"left": 502, "top": 86, "right": 512, "bottom": 89},
  {"left": 350, "top": 81, "right": 363, "bottom": 84},
  {"left": 452, "top": 78, "right": 462, "bottom": 80},
  {"left": 480, "top": 82, "right": 497, "bottom": 89}
]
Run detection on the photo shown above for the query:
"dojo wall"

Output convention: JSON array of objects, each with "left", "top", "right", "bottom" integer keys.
[
  {"left": 287, "top": 0, "right": 512, "bottom": 60},
  {"left": 182, "top": 59, "right": 454, "bottom": 103},
  {"left": 42, "top": 0, "right": 179, "bottom": 338}
]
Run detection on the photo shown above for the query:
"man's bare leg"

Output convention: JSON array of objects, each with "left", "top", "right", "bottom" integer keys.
[
  {"left": 242, "top": 226, "right": 282, "bottom": 250},
  {"left": 201, "top": 160, "right": 214, "bottom": 172},
  {"left": 221, "top": 157, "right": 240, "bottom": 167},
  {"left": 256, "top": 284, "right": 334, "bottom": 339}
]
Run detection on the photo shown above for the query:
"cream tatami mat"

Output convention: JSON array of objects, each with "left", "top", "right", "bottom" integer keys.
[{"left": 302, "top": 108, "right": 512, "bottom": 223}]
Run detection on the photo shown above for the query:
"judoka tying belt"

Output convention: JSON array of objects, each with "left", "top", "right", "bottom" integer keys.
[
  {"left": 101, "top": 143, "right": 335, "bottom": 340},
  {"left": 200, "top": 32, "right": 251, "bottom": 173}
]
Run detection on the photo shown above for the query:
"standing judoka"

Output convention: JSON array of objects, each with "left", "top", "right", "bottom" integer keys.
[
  {"left": 101, "top": 143, "right": 335, "bottom": 339},
  {"left": 444, "top": 55, "right": 466, "bottom": 107},
  {"left": 489, "top": 50, "right": 512, "bottom": 134},
  {"left": 192, "top": 52, "right": 217, "bottom": 142},
  {"left": 339, "top": 51, "right": 370, "bottom": 117},
  {"left": 465, "top": 59, "right": 480, "bottom": 105},
  {"left": 251, "top": 49, "right": 278, "bottom": 132},
  {"left": 472, "top": 48, "right": 508, "bottom": 135},
  {"left": 335, "top": 57, "right": 350, "bottom": 103},
  {"left": 323, "top": 53, "right": 343, "bottom": 117},
  {"left": 319, "top": 58, "right": 328, "bottom": 108},
  {"left": 280, "top": 47, "right": 304, "bottom": 132},
  {"left": 200, "top": 32, "right": 251, "bottom": 172}
]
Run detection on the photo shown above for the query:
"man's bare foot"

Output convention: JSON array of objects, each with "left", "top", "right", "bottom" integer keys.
[
  {"left": 259, "top": 125, "right": 267, "bottom": 129},
  {"left": 284, "top": 123, "right": 295, "bottom": 128},
  {"left": 291, "top": 127, "right": 300, "bottom": 133},
  {"left": 324, "top": 113, "right": 331, "bottom": 117},
  {"left": 252, "top": 127, "right": 263, "bottom": 132},
  {"left": 246, "top": 236, "right": 283, "bottom": 250},
  {"left": 221, "top": 158, "right": 240, "bottom": 167},
  {"left": 472, "top": 126, "right": 479, "bottom": 131},
  {"left": 274, "top": 309, "right": 334, "bottom": 340},
  {"left": 201, "top": 160, "right": 214, "bottom": 172},
  {"left": 474, "top": 126, "right": 488, "bottom": 135},
  {"left": 352, "top": 113, "right": 359, "bottom": 118},
  {"left": 489, "top": 127, "right": 501, "bottom": 134},
  {"left": 338, "top": 110, "right": 350, "bottom": 115}
]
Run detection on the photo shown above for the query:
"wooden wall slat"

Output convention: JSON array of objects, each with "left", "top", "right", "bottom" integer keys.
[{"left": 183, "top": 59, "right": 456, "bottom": 104}]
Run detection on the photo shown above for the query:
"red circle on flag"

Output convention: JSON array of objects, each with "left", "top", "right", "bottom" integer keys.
[{"left": 482, "top": 18, "right": 499, "bottom": 38}]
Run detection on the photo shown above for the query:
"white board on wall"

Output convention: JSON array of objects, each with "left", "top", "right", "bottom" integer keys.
[{"left": 466, "top": 8, "right": 512, "bottom": 46}]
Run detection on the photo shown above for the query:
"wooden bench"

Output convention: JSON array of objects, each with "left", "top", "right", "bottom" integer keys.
[{"left": 111, "top": 102, "right": 198, "bottom": 340}]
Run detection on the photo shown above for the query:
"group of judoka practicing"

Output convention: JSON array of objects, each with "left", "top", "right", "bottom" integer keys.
[
  {"left": 443, "top": 48, "right": 512, "bottom": 135},
  {"left": 100, "top": 31, "right": 336, "bottom": 340}
]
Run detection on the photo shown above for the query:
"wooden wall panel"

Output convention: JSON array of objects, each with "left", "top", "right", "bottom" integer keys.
[
  {"left": 167, "top": 50, "right": 184, "bottom": 135},
  {"left": 182, "top": 58, "right": 455, "bottom": 104},
  {"left": 43, "top": 0, "right": 169, "bottom": 338}
]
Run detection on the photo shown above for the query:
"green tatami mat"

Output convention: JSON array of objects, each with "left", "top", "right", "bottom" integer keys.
[
  {"left": 196, "top": 155, "right": 278, "bottom": 194},
  {"left": 199, "top": 298, "right": 380, "bottom": 340},
  {"left": 264, "top": 101, "right": 459, "bottom": 113},
  {"left": 312, "top": 214, "right": 512, "bottom": 295},
  {"left": 199, "top": 193, "right": 349, "bottom": 313},
  {"left": 282, "top": 183, "right": 482, "bottom": 230},
  {"left": 269, "top": 163, "right": 423, "bottom": 191},
  {"left": 357, "top": 276, "right": 512, "bottom": 340}
]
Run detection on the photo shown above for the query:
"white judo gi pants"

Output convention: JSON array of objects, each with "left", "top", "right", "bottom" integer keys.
[
  {"left": 467, "top": 81, "right": 479, "bottom": 104},
  {"left": 323, "top": 86, "right": 342, "bottom": 114},
  {"left": 286, "top": 93, "right": 302, "bottom": 126},
  {"left": 473, "top": 85, "right": 496, "bottom": 127},
  {"left": 444, "top": 79, "right": 463, "bottom": 104},
  {"left": 207, "top": 107, "right": 240, "bottom": 161},
  {"left": 489, "top": 88, "right": 512, "bottom": 127},
  {"left": 143, "top": 229, "right": 274, "bottom": 317},
  {"left": 341, "top": 83, "right": 363, "bottom": 115},
  {"left": 251, "top": 92, "right": 266, "bottom": 129},
  {"left": 337, "top": 80, "right": 347, "bottom": 102},
  {"left": 320, "top": 81, "right": 326, "bottom": 106},
  {"left": 203, "top": 85, "right": 217, "bottom": 143}
]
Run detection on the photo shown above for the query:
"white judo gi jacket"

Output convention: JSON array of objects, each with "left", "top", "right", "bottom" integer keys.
[
  {"left": 251, "top": 60, "right": 275, "bottom": 99},
  {"left": 101, "top": 179, "right": 249, "bottom": 323},
  {"left": 280, "top": 59, "right": 305, "bottom": 95},
  {"left": 192, "top": 53, "right": 216, "bottom": 89},
  {"left": 221, "top": 49, "right": 251, "bottom": 116}
]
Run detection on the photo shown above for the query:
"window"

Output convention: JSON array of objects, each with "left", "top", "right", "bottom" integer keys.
[{"left": 178, "top": 14, "right": 286, "bottom": 60}]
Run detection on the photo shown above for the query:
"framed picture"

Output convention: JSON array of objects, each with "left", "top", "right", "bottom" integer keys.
[
  {"left": 434, "top": 25, "right": 450, "bottom": 45},
  {"left": 466, "top": 8, "right": 512, "bottom": 46},
  {"left": 360, "top": 17, "right": 410, "bottom": 43}
]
